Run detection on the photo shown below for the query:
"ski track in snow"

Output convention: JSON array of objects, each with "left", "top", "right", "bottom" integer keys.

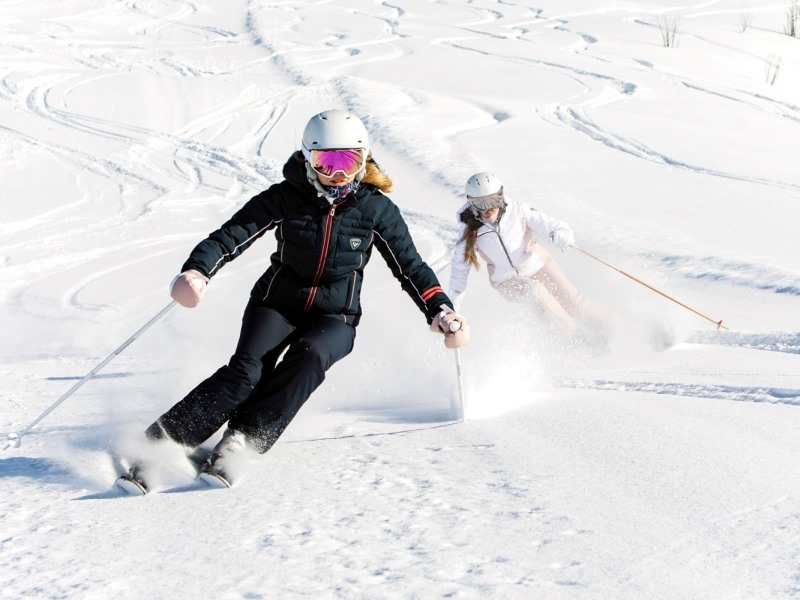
[
  {"left": 650, "top": 251, "right": 800, "bottom": 297},
  {"left": 560, "top": 377, "right": 800, "bottom": 406},
  {"left": 552, "top": 104, "right": 800, "bottom": 191},
  {"left": 689, "top": 330, "right": 800, "bottom": 354},
  {"left": 510, "top": 9, "right": 800, "bottom": 194}
]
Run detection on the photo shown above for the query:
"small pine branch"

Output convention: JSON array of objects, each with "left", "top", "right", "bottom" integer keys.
[
  {"left": 657, "top": 14, "right": 681, "bottom": 47},
  {"left": 785, "top": 0, "right": 799, "bottom": 37},
  {"left": 764, "top": 54, "right": 782, "bottom": 85}
]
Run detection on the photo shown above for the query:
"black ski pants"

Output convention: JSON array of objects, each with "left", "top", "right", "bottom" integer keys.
[{"left": 146, "top": 297, "right": 356, "bottom": 452}]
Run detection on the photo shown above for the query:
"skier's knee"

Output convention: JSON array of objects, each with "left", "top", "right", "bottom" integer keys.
[{"left": 226, "top": 354, "right": 263, "bottom": 387}]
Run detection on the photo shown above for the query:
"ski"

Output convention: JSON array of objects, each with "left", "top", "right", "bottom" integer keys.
[
  {"left": 115, "top": 473, "right": 148, "bottom": 496},
  {"left": 115, "top": 463, "right": 150, "bottom": 496},
  {"left": 113, "top": 430, "right": 251, "bottom": 495},
  {"left": 196, "top": 452, "right": 233, "bottom": 488},
  {"left": 114, "top": 450, "right": 216, "bottom": 495},
  {"left": 197, "top": 468, "right": 231, "bottom": 489}
]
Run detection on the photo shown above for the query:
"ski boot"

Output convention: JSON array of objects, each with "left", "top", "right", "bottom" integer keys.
[{"left": 197, "top": 429, "right": 248, "bottom": 488}]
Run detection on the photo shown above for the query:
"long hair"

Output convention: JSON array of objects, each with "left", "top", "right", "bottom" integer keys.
[{"left": 458, "top": 209, "right": 482, "bottom": 269}]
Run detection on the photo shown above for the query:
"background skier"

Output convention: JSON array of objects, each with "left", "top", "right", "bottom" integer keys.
[{"left": 448, "top": 171, "right": 608, "bottom": 341}]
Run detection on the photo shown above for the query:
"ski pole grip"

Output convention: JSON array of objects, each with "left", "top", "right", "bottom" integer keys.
[
  {"left": 3, "top": 432, "right": 21, "bottom": 451},
  {"left": 449, "top": 320, "right": 461, "bottom": 333}
]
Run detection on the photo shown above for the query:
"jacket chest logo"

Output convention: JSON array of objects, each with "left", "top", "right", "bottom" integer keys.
[{"left": 349, "top": 238, "right": 362, "bottom": 250}]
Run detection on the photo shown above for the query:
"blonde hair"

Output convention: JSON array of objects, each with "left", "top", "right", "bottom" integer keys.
[{"left": 361, "top": 154, "right": 393, "bottom": 193}]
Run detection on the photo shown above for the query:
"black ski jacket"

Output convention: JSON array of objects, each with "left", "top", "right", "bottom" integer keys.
[{"left": 181, "top": 153, "right": 452, "bottom": 326}]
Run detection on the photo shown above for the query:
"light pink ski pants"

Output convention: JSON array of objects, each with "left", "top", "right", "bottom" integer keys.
[{"left": 493, "top": 244, "right": 608, "bottom": 337}]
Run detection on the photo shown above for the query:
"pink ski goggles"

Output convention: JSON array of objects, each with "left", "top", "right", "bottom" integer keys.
[{"left": 309, "top": 148, "right": 367, "bottom": 178}]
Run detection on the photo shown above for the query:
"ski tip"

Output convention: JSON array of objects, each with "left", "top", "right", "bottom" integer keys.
[
  {"left": 198, "top": 470, "right": 231, "bottom": 489},
  {"left": 115, "top": 476, "right": 148, "bottom": 496}
]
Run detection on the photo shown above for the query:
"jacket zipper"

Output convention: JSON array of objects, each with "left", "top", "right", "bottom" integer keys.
[
  {"left": 489, "top": 223, "right": 519, "bottom": 275},
  {"left": 498, "top": 235, "right": 519, "bottom": 274},
  {"left": 304, "top": 204, "right": 338, "bottom": 313}
]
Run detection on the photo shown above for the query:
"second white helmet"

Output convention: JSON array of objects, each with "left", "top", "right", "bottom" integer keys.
[
  {"left": 302, "top": 109, "right": 369, "bottom": 153},
  {"left": 465, "top": 172, "right": 502, "bottom": 198}
]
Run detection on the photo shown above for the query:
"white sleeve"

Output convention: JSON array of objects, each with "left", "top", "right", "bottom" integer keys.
[
  {"left": 522, "top": 203, "right": 572, "bottom": 243},
  {"left": 448, "top": 223, "right": 472, "bottom": 302},
  {"left": 448, "top": 242, "right": 471, "bottom": 295}
]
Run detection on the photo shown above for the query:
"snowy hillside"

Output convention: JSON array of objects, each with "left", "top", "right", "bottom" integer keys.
[{"left": 2, "top": 1, "right": 800, "bottom": 598}]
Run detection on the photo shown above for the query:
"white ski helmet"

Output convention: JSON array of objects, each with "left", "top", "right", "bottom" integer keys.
[
  {"left": 301, "top": 109, "right": 369, "bottom": 154},
  {"left": 465, "top": 172, "right": 502, "bottom": 198}
]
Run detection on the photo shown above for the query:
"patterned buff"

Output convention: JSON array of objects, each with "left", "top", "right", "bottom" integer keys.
[{"left": 325, "top": 181, "right": 360, "bottom": 199}]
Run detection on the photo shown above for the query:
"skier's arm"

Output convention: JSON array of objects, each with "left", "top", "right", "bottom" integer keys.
[
  {"left": 372, "top": 200, "right": 453, "bottom": 324},
  {"left": 181, "top": 186, "right": 284, "bottom": 278},
  {"left": 448, "top": 228, "right": 471, "bottom": 312},
  {"left": 523, "top": 204, "right": 574, "bottom": 250},
  {"left": 371, "top": 204, "right": 470, "bottom": 349},
  {"left": 169, "top": 186, "right": 284, "bottom": 308}
]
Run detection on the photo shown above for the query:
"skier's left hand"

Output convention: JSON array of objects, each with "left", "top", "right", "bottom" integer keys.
[
  {"left": 550, "top": 227, "right": 575, "bottom": 251},
  {"left": 431, "top": 311, "right": 470, "bottom": 349}
]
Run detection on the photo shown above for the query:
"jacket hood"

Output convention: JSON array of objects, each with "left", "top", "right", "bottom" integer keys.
[
  {"left": 283, "top": 150, "right": 342, "bottom": 206},
  {"left": 283, "top": 151, "right": 312, "bottom": 186}
]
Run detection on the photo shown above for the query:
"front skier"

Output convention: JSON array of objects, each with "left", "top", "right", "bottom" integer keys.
[{"left": 117, "top": 109, "right": 469, "bottom": 494}]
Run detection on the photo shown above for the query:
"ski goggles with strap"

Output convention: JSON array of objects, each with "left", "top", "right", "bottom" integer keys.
[
  {"left": 468, "top": 191, "right": 504, "bottom": 212},
  {"left": 308, "top": 148, "right": 367, "bottom": 178}
]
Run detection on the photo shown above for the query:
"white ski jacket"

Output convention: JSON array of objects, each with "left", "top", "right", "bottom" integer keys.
[{"left": 448, "top": 197, "right": 572, "bottom": 304}]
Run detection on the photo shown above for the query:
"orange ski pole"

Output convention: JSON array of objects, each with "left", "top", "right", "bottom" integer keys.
[{"left": 573, "top": 245, "right": 729, "bottom": 331}]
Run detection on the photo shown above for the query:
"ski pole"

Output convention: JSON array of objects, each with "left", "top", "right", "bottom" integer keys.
[
  {"left": 429, "top": 241, "right": 466, "bottom": 420},
  {"left": 573, "top": 245, "right": 729, "bottom": 331},
  {"left": 452, "top": 348, "right": 466, "bottom": 422},
  {"left": 3, "top": 301, "right": 178, "bottom": 451},
  {"left": 448, "top": 321, "right": 466, "bottom": 422}
]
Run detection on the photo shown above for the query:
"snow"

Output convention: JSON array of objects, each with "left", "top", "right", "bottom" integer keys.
[{"left": 2, "top": 0, "right": 800, "bottom": 598}]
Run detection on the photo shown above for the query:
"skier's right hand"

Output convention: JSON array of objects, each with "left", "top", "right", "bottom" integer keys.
[
  {"left": 550, "top": 226, "right": 575, "bottom": 251},
  {"left": 170, "top": 269, "right": 209, "bottom": 308}
]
